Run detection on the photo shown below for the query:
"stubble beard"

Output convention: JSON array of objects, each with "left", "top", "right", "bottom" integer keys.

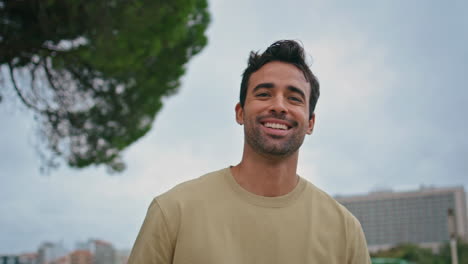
[{"left": 243, "top": 115, "right": 306, "bottom": 157}]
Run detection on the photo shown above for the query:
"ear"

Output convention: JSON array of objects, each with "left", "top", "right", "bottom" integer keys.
[
  {"left": 306, "top": 113, "right": 315, "bottom": 135},
  {"left": 235, "top": 103, "right": 244, "bottom": 125}
]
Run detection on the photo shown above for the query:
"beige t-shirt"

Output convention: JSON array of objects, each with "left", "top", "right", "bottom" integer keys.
[{"left": 128, "top": 168, "right": 371, "bottom": 264}]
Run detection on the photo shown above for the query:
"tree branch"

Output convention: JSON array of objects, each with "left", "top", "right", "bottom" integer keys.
[
  {"left": 29, "top": 63, "right": 41, "bottom": 104},
  {"left": 42, "top": 59, "right": 59, "bottom": 91},
  {"left": 8, "top": 62, "right": 46, "bottom": 113},
  {"left": 42, "top": 60, "right": 68, "bottom": 109}
]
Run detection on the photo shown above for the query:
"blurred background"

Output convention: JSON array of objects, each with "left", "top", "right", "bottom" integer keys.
[{"left": 1, "top": 0, "right": 467, "bottom": 263}]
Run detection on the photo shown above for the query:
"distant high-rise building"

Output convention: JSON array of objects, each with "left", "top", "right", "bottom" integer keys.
[
  {"left": 69, "top": 250, "right": 92, "bottom": 264},
  {"left": 114, "top": 249, "right": 130, "bottom": 264},
  {"left": 51, "top": 255, "right": 70, "bottom": 264},
  {"left": 336, "top": 186, "right": 468, "bottom": 252},
  {"left": 0, "top": 255, "right": 20, "bottom": 264},
  {"left": 1, "top": 253, "right": 38, "bottom": 264},
  {"left": 93, "top": 240, "right": 114, "bottom": 264},
  {"left": 75, "top": 239, "right": 114, "bottom": 264},
  {"left": 19, "top": 253, "right": 38, "bottom": 264},
  {"left": 37, "top": 242, "right": 68, "bottom": 264}
]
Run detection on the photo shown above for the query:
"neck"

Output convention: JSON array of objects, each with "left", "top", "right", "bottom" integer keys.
[{"left": 231, "top": 143, "right": 299, "bottom": 197}]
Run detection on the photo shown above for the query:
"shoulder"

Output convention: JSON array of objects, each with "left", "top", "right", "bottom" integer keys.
[
  {"left": 157, "top": 168, "right": 227, "bottom": 201},
  {"left": 144, "top": 168, "right": 229, "bottom": 238},
  {"left": 302, "top": 180, "right": 370, "bottom": 262},
  {"left": 154, "top": 167, "right": 229, "bottom": 215},
  {"left": 303, "top": 179, "right": 362, "bottom": 228}
]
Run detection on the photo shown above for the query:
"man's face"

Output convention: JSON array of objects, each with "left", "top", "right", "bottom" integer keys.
[{"left": 236, "top": 61, "right": 315, "bottom": 157}]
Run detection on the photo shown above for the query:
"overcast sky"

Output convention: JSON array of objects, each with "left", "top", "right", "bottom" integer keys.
[{"left": 1, "top": 0, "right": 467, "bottom": 254}]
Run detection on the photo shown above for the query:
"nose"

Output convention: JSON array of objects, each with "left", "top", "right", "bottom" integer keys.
[{"left": 268, "top": 96, "right": 287, "bottom": 115}]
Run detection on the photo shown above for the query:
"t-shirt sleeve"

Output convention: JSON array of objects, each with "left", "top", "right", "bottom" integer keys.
[
  {"left": 347, "top": 216, "right": 372, "bottom": 264},
  {"left": 127, "top": 198, "right": 174, "bottom": 264}
]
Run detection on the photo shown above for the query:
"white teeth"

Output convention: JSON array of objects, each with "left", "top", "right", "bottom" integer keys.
[{"left": 264, "top": 122, "right": 288, "bottom": 130}]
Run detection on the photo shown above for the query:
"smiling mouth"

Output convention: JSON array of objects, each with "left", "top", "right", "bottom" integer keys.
[{"left": 262, "top": 122, "right": 291, "bottom": 130}]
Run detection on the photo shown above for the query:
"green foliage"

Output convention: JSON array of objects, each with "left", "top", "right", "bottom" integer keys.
[
  {"left": 0, "top": 0, "right": 210, "bottom": 172},
  {"left": 372, "top": 243, "right": 442, "bottom": 264},
  {"left": 371, "top": 258, "right": 413, "bottom": 264},
  {"left": 371, "top": 240, "right": 468, "bottom": 264},
  {"left": 438, "top": 239, "right": 468, "bottom": 264}
]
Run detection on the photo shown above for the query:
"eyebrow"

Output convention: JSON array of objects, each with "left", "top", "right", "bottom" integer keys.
[
  {"left": 287, "top": 86, "right": 306, "bottom": 101},
  {"left": 252, "top": 82, "right": 274, "bottom": 92},
  {"left": 252, "top": 82, "right": 306, "bottom": 100}
]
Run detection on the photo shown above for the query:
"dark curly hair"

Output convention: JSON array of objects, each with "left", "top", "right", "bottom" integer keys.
[{"left": 239, "top": 40, "right": 320, "bottom": 119}]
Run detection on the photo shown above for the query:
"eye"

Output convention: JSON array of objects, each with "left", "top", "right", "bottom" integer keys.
[
  {"left": 256, "top": 93, "right": 270, "bottom": 97},
  {"left": 289, "top": 96, "right": 303, "bottom": 103}
]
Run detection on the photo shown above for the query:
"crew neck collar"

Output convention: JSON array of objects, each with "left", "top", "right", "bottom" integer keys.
[{"left": 222, "top": 167, "right": 306, "bottom": 208}]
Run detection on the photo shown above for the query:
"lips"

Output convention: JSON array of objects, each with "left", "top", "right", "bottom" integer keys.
[
  {"left": 259, "top": 117, "right": 294, "bottom": 129},
  {"left": 263, "top": 122, "right": 288, "bottom": 130},
  {"left": 257, "top": 116, "right": 296, "bottom": 137}
]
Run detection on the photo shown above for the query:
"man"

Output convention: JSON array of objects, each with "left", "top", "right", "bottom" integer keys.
[{"left": 128, "top": 40, "right": 371, "bottom": 263}]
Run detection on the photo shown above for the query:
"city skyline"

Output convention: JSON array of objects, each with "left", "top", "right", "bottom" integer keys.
[{"left": 1, "top": 238, "right": 129, "bottom": 264}]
